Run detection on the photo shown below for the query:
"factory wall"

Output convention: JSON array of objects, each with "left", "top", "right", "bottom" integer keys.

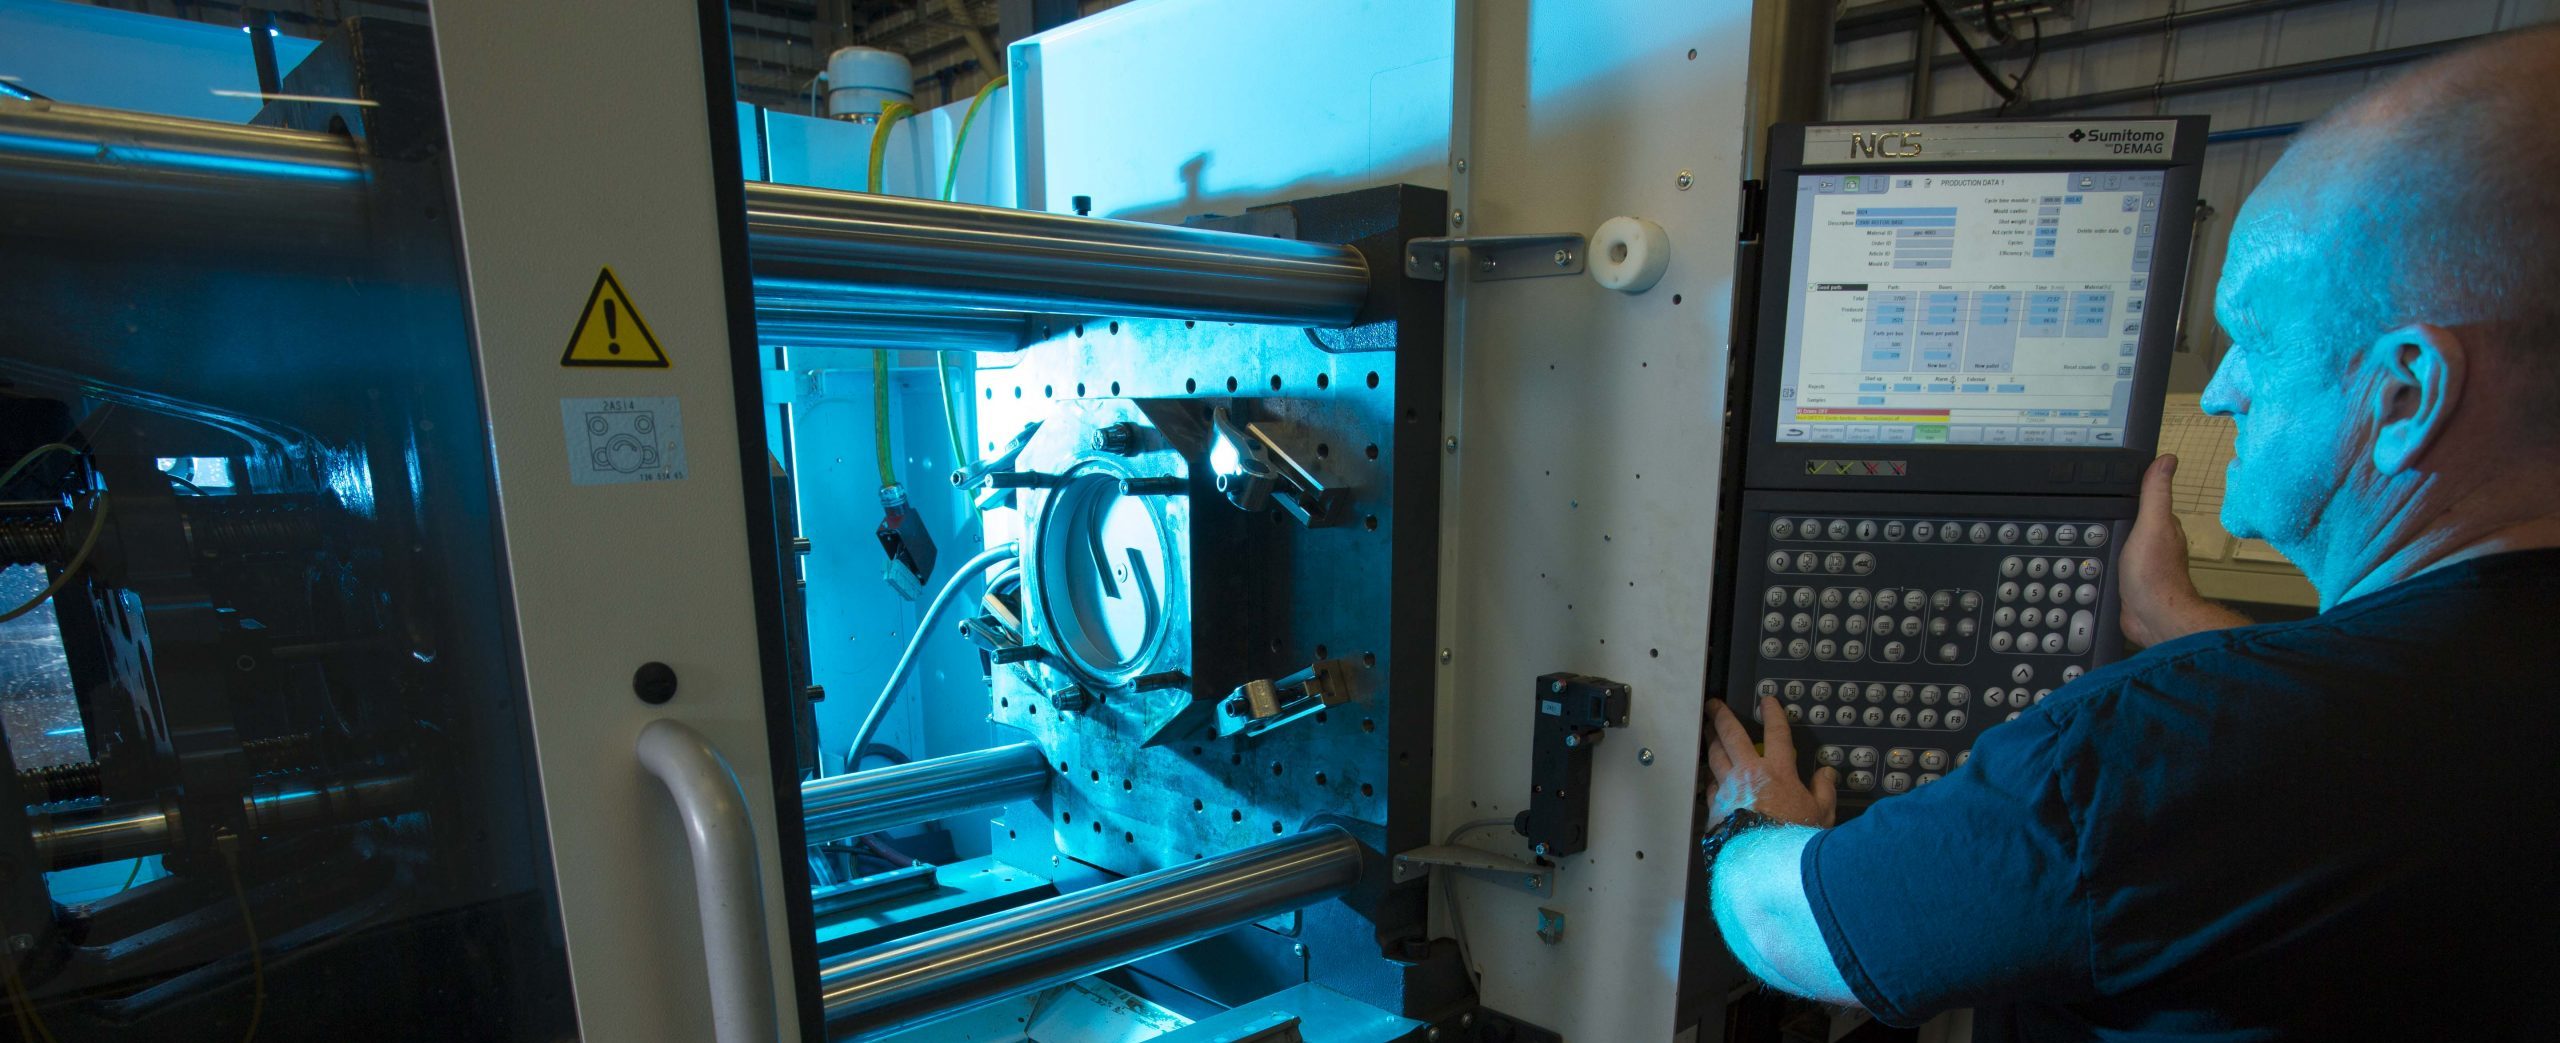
[{"left": 1830, "top": 0, "right": 2559, "bottom": 393}]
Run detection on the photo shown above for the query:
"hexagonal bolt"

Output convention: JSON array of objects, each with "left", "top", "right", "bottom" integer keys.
[{"left": 1553, "top": 248, "right": 1576, "bottom": 267}]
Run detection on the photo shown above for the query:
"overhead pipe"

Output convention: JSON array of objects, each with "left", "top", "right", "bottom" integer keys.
[
  {"left": 800, "top": 742, "right": 1050, "bottom": 844},
  {"left": 819, "top": 825, "right": 1364, "bottom": 1038}
]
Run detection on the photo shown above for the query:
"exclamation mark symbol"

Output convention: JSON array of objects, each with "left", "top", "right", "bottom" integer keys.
[{"left": 604, "top": 299, "right": 621, "bottom": 355}]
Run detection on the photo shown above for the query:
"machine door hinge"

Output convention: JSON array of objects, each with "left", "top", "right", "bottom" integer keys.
[{"left": 1402, "top": 233, "right": 1587, "bottom": 282}]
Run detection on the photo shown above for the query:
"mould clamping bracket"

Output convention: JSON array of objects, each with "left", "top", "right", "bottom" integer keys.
[
  {"left": 1402, "top": 233, "right": 1588, "bottom": 282},
  {"left": 1389, "top": 844, "right": 1555, "bottom": 899}
]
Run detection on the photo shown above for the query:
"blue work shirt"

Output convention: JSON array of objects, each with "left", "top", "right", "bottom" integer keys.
[{"left": 1802, "top": 548, "right": 2560, "bottom": 1039}]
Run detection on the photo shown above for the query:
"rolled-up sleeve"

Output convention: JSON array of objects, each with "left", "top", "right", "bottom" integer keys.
[{"left": 1799, "top": 707, "right": 2095, "bottom": 1025}]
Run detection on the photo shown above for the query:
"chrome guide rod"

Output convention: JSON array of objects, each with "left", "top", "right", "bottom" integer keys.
[
  {"left": 818, "top": 824, "right": 1364, "bottom": 1038},
  {"left": 24, "top": 766, "right": 420, "bottom": 870},
  {"left": 800, "top": 742, "right": 1051, "bottom": 844},
  {"left": 0, "top": 101, "right": 1373, "bottom": 329}
]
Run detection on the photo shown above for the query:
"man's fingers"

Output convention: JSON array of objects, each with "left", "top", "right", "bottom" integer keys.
[
  {"left": 1706, "top": 739, "right": 1732, "bottom": 780},
  {"left": 1812, "top": 766, "right": 1839, "bottom": 827},
  {"left": 1709, "top": 698, "right": 1757, "bottom": 764},
  {"left": 1758, "top": 696, "right": 1796, "bottom": 762}
]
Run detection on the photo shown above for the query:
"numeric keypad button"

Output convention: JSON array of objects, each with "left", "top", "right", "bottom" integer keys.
[
  {"left": 2026, "top": 557, "right": 2051, "bottom": 580},
  {"left": 2039, "top": 632, "right": 2066, "bottom": 654},
  {"left": 1998, "top": 581, "right": 2021, "bottom": 603},
  {"left": 2043, "top": 607, "right": 2068, "bottom": 629},
  {"left": 2074, "top": 583, "right": 2099, "bottom": 605},
  {"left": 1993, "top": 606, "right": 2017, "bottom": 627},
  {"left": 2048, "top": 582, "right": 2073, "bottom": 603},
  {"left": 1990, "top": 631, "right": 2014, "bottom": 652},
  {"left": 2023, "top": 582, "right": 2046, "bottom": 604}
]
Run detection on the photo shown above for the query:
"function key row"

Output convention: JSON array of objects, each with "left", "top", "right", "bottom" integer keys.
[
  {"left": 1766, "top": 549, "right": 1877, "bottom": 575},
  {"left": 1758, "top": 678, "right": 1971, "bottom": 706},
  {"left": 1761, "top": 585, "right": 1946, "bottom": 612},
  {"left": 1772, "top": 702, "right": 1969, "bottom": 731},
  {"left": 2000, "top": 556, "right": 2106, "bottom": 581},
  {"left": 1773, "top": 517, "right": 2111, "bottom": 548}
]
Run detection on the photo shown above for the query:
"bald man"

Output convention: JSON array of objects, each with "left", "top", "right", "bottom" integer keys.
[{"left": 1700, "top": 27, "right": 2560, "bottom": 1040}]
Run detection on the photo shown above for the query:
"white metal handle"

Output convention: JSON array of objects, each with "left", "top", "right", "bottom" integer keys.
[{"left": 636, "top": 718, "right": 780, "bottom": 1043}]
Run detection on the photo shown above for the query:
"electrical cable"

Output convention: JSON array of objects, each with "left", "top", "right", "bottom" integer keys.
[
  {"left": 846, "top": 543, "right": 1021, "bottom": 761},
  {"left": 0, "top": 494, "right": 108, "bottom": 626},
  {"left": 1917, "top": 0, "right": 2019, "bottom": 106},
  {"left": 0, "top": 443, "right": 77, "bottom": 494},
  {"left": 1997, "top": 9, "right": 2046, "bottom": 116},
  {"left": 1433, "top": 817, "right": 1513, "bottom": 990},
  {"left": 216, "top": 842, "right": 264, "bottom": 1043},
  {"left": 928, "top": 78, "right": 1009, "bottom": 496},
  {"left": 940, "top": 74, "right": 1007, "bottom": 203},
  {"left": 867, "top": 100, "right": 920, "bottom": 494}
]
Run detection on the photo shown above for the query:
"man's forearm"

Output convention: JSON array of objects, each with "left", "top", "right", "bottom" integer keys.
[{"left": 1708, "top": 825, "right": 1860, "bottom": 1006}]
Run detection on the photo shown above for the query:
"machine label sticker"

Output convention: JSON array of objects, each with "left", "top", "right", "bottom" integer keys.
[
  {"left": 559, "top": 266, "right": 670, "bottom": 368},
  {"left": 560, "top": 397, "right": 687, "bottom": 485}
]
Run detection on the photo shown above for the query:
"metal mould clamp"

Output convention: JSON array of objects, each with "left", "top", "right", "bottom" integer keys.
[
  {"left": 1207, "top": 407, "right": 1342, "bottom": 527},
  {"left": 1401, "top": 233, "right": 1588, "bottom": 282}
]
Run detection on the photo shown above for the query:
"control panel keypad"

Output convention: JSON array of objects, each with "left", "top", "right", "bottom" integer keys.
[{"left": 1739, "top": 511, "right": 2124, "bottom": 801}]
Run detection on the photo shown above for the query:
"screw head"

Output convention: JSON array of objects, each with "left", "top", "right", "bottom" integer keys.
[
  {"left": 1439, "top": 648, "right": 1453, "bottom": 664},
  {"left": 1639, "top": 747, "right": 1656, "bottom": 766},
  {"left": 1462, "top": 1013, "right": 1476, "bottom": 1028},
  {"left": 1524, "top": 875, "right": 1539, "bottom": 888},
  {"left": 1564, "top": 733, "right": 1581, "bottom": 748},
  {"left": 1554, "top": 248, "right": 1575, "bottom": 267},
  {"left": 1677, "top": 170, "right": 1695, "bottom": 189},
  {"left": 1293, "top": 943, "right": 1308, "bottom": 958},
  {"left": 1533, "top": 841, "right": 1550, "bottom": 856},
  {"left": 1478, "top": 255, "right": 1498, "bottom": 272},
  {"left": 1451, "top": 208, "right": 1465, "bottom": 226},
  {"left": 1444, "top": 435, "right": 1459, "bottom": 453},
  {"left": 1550, "top": 679, "right": 1565, "bottom": 693},
  {"left": 1427, "top": 1029, "right": 1443, "bottom": 1043},
  {"left": 1455, "top": 158, "right": 1468, "bottom": 172}
]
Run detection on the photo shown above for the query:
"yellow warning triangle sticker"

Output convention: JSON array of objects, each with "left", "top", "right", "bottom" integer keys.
[{"left": 560, "top": 266, "right": 670, "bottom": 368}]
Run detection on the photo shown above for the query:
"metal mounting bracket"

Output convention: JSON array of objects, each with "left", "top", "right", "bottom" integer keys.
[
  {"left": 1390, "top": 843, "right": 1554, "bottom": 898},
  {"left": 1402, "top": 233, "right": 1588, "bottom": 282}
]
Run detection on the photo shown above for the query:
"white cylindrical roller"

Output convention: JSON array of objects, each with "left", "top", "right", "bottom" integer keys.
[
  {"left": 1589, "top": 215, "right": 1671, "bottom": 293},
  {"left": 826, "top": 46, "right": 914, "bottom": 118}
]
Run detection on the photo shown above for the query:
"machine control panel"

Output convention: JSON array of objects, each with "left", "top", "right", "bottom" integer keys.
[
  {"left": 1723, "top": 492, "right": 2126, "bottom": 800},
  {"left": 1721, "top": 118, "right": 2202, "bottom": 808}
]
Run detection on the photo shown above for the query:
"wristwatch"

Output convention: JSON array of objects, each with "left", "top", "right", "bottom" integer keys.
[{"left": 1699, "top": 807, "right": 1780, "bottom": 875}]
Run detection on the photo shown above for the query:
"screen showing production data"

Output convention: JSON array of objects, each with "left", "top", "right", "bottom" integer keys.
[{"left": 1774, "top": 169, "right": 2167, "bottom": 447}]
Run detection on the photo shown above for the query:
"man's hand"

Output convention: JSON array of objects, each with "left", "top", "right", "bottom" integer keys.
[
  {"left": 2119, "top": 454, "right": 2253, "bottom": 647},
  {"left": 1707, "top": 697, "right": 1837, "bottom": 830}
]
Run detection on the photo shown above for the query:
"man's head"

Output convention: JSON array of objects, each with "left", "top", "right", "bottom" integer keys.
[{"left": 2206, "top": 27, "right": 2560, "bottom": 585}]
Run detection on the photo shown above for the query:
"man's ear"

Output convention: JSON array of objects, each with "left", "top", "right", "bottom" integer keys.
[{"left": 2366, "top": 323, "right": 2463, "bottom": 475}]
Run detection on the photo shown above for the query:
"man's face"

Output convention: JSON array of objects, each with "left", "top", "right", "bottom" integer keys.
[{"left": 2201, "top": 199, "right": 2371, "bottom": 549}]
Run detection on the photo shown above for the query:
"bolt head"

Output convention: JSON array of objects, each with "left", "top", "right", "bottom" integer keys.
[
  {"left": 1533, "top": 841, "right": 1550, "bottom": 856},
  {"left": 1438, "top": 648, "right": 1453, "bottom": 664},
  {"left": 1455, "top": 158, "right": 1468, "bottom": 172},
  {"left": 1677, "top": 170, "right": 1695, "bottom": 189},
  {"left": 1294, "top": 943, "right": 1308, "bottom": 958},
  {"left": 1554, "top": 248, "right": 1575, "bottom": 266},
  {"left": 1444, "top": 435, "right": 1459, "bottom": 453},
  {"left": 1451, "top": 208, "right": 1465, "bottom": 226},
  {"left": 1564, "top": 733, "right": 1581, "bottom": 748},
  {"left": 1549, "top": 679, "right": 1565, "bottom": 693},
  {"left": 1524, "top": 875, "right": 1539, "bottom": 888},
  {"left": 1428, "top": 1029, "right": 1443, "bottom": 1043},
  {"left": 1639, "top": 747, "right": 1656, "bottom": 765}
]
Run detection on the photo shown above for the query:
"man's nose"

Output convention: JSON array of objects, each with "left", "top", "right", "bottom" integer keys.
[{"left": 2200, "top": 352, "right": 2247, "bottom": 418}]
